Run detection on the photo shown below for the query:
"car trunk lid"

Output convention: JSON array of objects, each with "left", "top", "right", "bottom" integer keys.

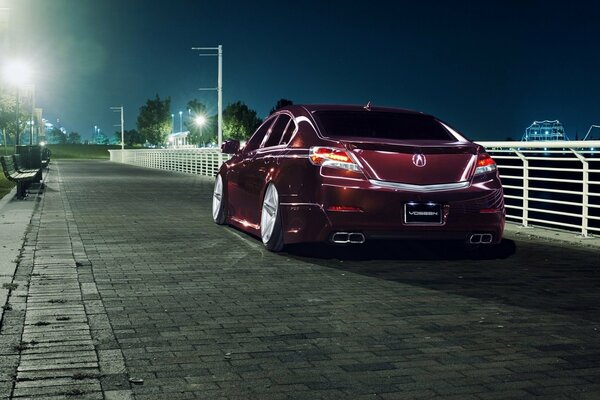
[{"left": 341, "top": 140, "right": 478, "bottom": 184}]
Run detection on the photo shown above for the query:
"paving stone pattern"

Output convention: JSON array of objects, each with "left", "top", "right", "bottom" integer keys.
[{"left": 2, "top": 159, "right": 600, "bottom": 399}]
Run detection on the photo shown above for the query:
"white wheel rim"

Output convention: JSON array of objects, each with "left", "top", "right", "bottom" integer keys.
[
  {"left": 212, "top": 175, "right": 223, "bottom": 222},
  {"left": 261, "top": 184, "right": 279, "bottom": 243}
]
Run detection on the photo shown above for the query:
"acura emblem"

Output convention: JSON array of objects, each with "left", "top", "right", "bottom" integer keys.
[{"left": 412, "top": 153, "right": 426, "bottom": 167}]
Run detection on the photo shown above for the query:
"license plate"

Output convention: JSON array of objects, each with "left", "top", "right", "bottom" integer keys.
[{"left": 404, "top": 202, "right": 443, "bottom": 224}]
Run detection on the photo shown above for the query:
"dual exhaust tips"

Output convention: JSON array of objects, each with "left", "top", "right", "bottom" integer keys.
[
  {"left": 331, "top": 232, "right": 366, "bottom": 244},
  {"left": 468, "top": 233, "right": 493, "bottom": 244}
]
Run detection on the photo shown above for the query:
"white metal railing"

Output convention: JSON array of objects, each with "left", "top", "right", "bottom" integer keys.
[
  {"left": 110, "top": 141, "right": 600, "bottom": 238},
  {"left": 108, "top": 148, "right": 225, "bottom": 177},
  {"left": 477, "top": 140, "right": 600, "bottom": 237}
]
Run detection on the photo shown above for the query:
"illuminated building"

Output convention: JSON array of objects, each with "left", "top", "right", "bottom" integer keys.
[{"left": 522, "top": 120, "right": 568, "bottom": 141}]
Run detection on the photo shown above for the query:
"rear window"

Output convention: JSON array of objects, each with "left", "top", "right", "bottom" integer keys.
[{"left": 314, "top": 111, "right": 456, "bottom": 141}]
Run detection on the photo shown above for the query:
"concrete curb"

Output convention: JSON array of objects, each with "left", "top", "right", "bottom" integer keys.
[
  {"left": 504, "top": 221, "right": 600, "bottom": 249},
  {"left": 0, "top": 187, "right": 17, "bottom": 211}
]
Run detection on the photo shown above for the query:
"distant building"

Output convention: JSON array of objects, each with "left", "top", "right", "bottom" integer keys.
[
  {"left": 167, "top": 131, "right": 191, "bottom": 148},
  {"left": 522, "top": 120, "right": 568, "bottom": 141}
]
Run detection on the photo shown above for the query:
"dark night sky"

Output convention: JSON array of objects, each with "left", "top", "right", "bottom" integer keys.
[{"left": 3, "top": 0, "right": 600, "bottom": 141}]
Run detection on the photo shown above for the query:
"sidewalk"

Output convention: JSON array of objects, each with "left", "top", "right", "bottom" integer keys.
[
  {"left": 1, "top": 160, "right": 599, "bottom": 399},
  {"left": 0, "top": 186, "right": 40, "bottom": 330}
]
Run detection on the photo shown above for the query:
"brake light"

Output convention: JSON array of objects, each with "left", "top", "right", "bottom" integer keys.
[
  {"left": 474, "top": 153, "right": 497, "bottom": 176},
  {"left": 327, "top": 205, "right": 363, "bottom": 212},
  {"left": 309, "top": 147, "right": 360, "bottom": 172}
]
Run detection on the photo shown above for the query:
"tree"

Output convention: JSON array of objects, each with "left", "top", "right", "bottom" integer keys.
[
  {"left": 48, "top": 127, "right": 66, "bottom": 144},
  {"left": 223, "top": 101, "right": 262, "bottom": 141},
  {"left": 115, "top": 129, "right": 143, "bottom": 147},
  {"left": 269, "top": 98, "right": 293, "bottom": 115},
  {"left": 0, "top": 91, "right": 15, "bottom": 145},
  {"left": 0, "top": 90, "right": 27, "bottom": 145},
  {"left": 136, "top": 94, "right": 171, "bottom": 145},
  {"left": 67, "top": 132, "right": 81, "bottom": 144}
]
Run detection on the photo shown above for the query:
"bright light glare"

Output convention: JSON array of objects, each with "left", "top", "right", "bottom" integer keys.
[
  {"left": 3, "top": 60, "right": 31, "bottom": 86},
  {"left": 195, "top": 115, "right": 207, "bottom": 126}
]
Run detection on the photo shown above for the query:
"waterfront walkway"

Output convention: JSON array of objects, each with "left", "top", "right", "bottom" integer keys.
[{"left": 0, "top": 160, "right": 599, "bottom": 399}]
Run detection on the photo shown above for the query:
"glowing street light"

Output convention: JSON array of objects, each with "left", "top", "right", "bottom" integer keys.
[
  {"left": 194, "top": 115, "right": 207, "bottom": 126},
  {"left": 179, "top": 111, "right": 183, "bottom": 133},
  {"left": 3, "top": 60, "right": 32, "bottom": 145},
  {"left": 194, "top": 114, "right": 208, "bottom": 147},
  {"left": 3, "top": 60, "right": 31, "bottom": 86}
]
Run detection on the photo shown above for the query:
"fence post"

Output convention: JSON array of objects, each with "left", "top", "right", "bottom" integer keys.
[
  {"left": 571, "top": 149, "right": 589, "bottom": 237},
  {"left": 514, "top": 150, "right": 529, "bottom": 228}
]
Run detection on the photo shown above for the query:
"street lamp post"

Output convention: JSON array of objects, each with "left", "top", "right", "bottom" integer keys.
[
  {"left": 191, "top": 45, "right": 223, "bottom": 149},
  {"left": 179, "top": 111, "right": 183, "bottom": 133},
  {"left": 26, "top": 84, "right": 35, "bottom": 145},
  {"left": 171, "top": 114, "right": 174, "bottom": 134},
  {"left": 111, "top": 106, "right": 124, "bottom": 150},
  {"left": 15, "top": 88, "right": 20, "bottom": 145}
]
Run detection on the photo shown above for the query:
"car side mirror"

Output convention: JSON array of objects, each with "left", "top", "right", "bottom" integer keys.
[{"left": 221, "top": 140, "right": 240, "bottom": 154}]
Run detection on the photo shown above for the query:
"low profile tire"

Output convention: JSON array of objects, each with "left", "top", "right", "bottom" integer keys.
[
  {"left": 212, "top": 174, "right": 227, "bottom": 225},
  {"left": 261, "top": 184, "right": 284, "bottom": 252}
]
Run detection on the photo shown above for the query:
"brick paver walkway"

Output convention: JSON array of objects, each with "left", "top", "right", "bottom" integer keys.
[{"left": 1, "top": 159, "right": 599, "bottom": 399}]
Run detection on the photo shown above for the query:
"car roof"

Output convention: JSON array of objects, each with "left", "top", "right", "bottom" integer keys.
[{"left": 278, "top": 104, "right": 428, "bottom": 116}]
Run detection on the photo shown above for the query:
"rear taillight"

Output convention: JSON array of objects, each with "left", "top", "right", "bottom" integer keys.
[
  {"left": 309, "top": 147, "right": 360, "bottom": 172},
  {"left": 474, "top": 153, "right": 497, "bottom": 176}
]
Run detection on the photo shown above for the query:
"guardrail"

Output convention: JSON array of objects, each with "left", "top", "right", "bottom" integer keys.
[
  {"left": 110, "top": 141, "right": 600, "bottom": 238},
  {"left": 477, "top": 140, "right": 600, "bottom": 237},
  {"left": 108, "top": 148, "right": 224, "bottom": 177}
]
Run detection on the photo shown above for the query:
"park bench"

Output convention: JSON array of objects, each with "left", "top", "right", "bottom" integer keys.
[
  {"left": 13, "top": 154, "right": 40, "bottom": 174},
  {"left": 0, "top": 155, "right": 40, "bottom": 199},
  {"left": 13, "top": 153, "right": 44, "bottom": 184}
]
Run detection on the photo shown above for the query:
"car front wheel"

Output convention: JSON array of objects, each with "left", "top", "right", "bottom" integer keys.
[{"left": 261, "top": 183, "right": 284, "bottom": 252}]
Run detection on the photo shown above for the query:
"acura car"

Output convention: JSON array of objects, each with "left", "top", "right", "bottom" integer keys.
[{"left": 212, "top": 104, "right": 505, "bottom": 252}]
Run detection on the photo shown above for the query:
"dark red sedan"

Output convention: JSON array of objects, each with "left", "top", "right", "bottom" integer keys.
[{"left": 213, "top": 104, "right": 505, "bottom": 252}]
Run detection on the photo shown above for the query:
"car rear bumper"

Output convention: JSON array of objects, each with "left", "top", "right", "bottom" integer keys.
[{"left": 279, "top": 178, "right": 505, "bottom": 245}]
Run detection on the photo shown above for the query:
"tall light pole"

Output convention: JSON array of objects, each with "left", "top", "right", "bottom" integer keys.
[
  {"left": 26, "top": 84, "right": 35, "bottom": 144},
  {"left": 171, "top": 113, "right": 174, "bottom": 133},
  {"left": 179, "top": 110, "right": 183, "bottom": 133},
  {"left": 111, "top": 106, "right": 124, "bottom": 150},
  {"left": 191, "top": 45, "right": 222, "bottom": 148}
]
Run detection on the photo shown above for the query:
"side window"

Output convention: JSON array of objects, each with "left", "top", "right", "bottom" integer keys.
[
  {"left": 280, "top": 118, "right": 297, "bottom": 145},
  {"left": 244, "top": 117, "right": 275, "bottom": 152},
  {"left": 262, "top": 114, "right": 291, "bottom": 148}
]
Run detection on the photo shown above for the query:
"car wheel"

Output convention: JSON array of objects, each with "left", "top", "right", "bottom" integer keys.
[
  {"left": 261, "top": 183, "right": 284, "bottom": 252},
  {"left": 212, "top": 174, "right": 227, "bottom": 225}
]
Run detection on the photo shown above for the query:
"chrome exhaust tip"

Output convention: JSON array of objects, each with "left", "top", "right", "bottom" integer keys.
[
  {"left": 331, "top": 232, "right": 350, "bottom": 244},
  {"left": 331, "top": 232, "right": 365, "bottom": 244},
  {"left": 480, "top": 233, "right": 493, "bottom": 244},
  {"left": 469, "top": 234, "right": 482, "bottom": 244},
  {"left": 349, "top": 233, "right": 365, "bottom": 244}
]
